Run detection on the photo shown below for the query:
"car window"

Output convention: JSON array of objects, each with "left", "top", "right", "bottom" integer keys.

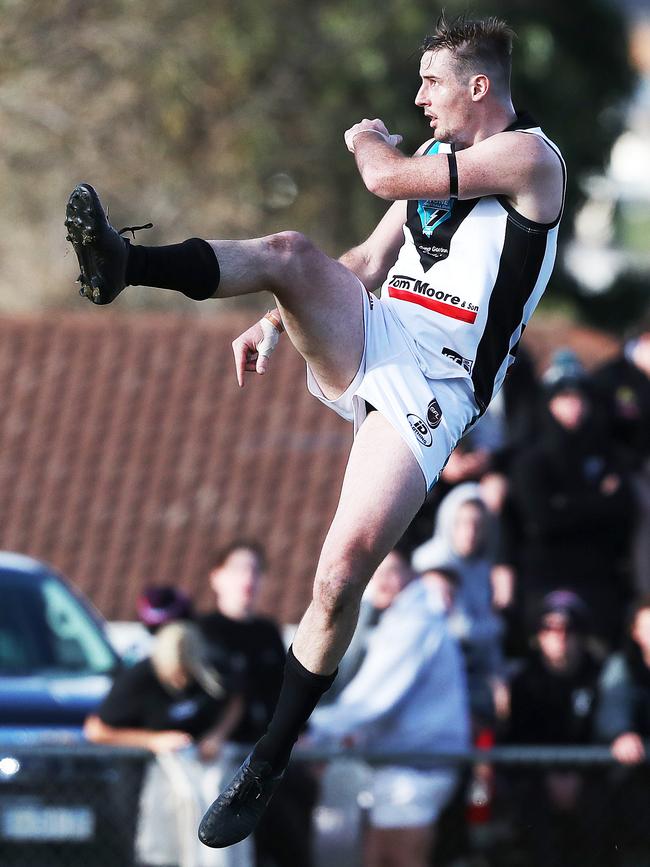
[{"left": 0, "top": 574, "right": 116, "bottom": 675}]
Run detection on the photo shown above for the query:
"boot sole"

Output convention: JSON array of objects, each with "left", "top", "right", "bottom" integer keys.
[{"left": 65, "top": 183, "right": 109, "bottom": 304}]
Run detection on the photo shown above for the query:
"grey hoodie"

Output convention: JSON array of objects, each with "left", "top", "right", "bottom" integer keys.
[
  {"left": 411, "top": 482, "right": 503, "bottom": 675},
  {"left": 309, "top": 579, "right": 470, "bottom": 758}
]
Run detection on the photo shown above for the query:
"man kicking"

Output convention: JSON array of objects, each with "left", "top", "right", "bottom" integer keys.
[{"left": 66, "top": 14, "right": 565, "bottom": 849}]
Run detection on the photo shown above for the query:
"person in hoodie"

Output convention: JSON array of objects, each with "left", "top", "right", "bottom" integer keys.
[
  {"left": 499, "top": 350, "right": 635, "bottom": 647},
  {"left": 309, "top": 549, "right": 470, "bottom": 867},
  {"left": 411, "top": 482, "right": 506, "bottom": 724}
]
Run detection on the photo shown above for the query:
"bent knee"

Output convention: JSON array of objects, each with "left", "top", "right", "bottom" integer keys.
[
  {"left": 264, "top": 230, "right": 314, "bottom": 262},
  {"left": 262, "top": 231, "right": 316, "bottom": 290}
]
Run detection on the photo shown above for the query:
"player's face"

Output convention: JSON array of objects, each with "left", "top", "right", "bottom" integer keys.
[{"left": 415, "top": 49, "right": 474, "bottom": 145}]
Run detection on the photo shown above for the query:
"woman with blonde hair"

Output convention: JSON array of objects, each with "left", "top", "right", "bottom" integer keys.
[{"left": 85, "top": 621, "right": 249, "bottom": 867}]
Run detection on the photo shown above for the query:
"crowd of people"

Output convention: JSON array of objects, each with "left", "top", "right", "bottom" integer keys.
[{"left": 84, "top": 319, "right": 650, "bottom": 867}]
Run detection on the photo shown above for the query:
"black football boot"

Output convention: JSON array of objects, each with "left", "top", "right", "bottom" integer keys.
[
  {"left": 65, "top": 182, "right": 152, "bottom": 305},
  {"left": 198, "top": 753, "right": 285, "bottom": 848}
]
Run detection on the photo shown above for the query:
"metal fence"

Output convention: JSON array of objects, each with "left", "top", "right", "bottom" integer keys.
[
  {"left": 1, "top": 743, "right": 650, "bottom": 867},
  {"left": 0, "top": 743, "right": 147, "bottom": 867}
]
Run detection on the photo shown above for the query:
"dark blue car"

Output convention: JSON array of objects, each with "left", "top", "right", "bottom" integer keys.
[{"left": 0, "top": 552, "right": 145, "bottom": 866}]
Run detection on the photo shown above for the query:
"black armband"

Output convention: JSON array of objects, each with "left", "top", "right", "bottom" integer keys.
[{"left": 447, "top": 148, "right": 458, "bottom": 200}]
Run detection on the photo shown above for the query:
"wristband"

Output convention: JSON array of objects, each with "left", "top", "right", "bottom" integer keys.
[
  {"left": 263, "top": 309, "right": 284, "bottom": 333},
  {"left": 447, "top": 148, "right": 459, "bottom": 200}
]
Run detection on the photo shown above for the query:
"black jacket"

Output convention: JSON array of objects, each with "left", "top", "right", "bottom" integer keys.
[
  {"left": 504, "top": 406, "right": 635, "bottom": 588},
  {"left": 506, "top": 650, "right": 603, "bottom": 745},
  {"left": 591, "top": 356, "right": 650, "bottom": 470}
]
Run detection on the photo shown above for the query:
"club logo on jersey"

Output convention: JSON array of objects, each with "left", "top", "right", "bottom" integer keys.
[
  {"left": 442, "top": 346, "right": 474, "bottom": 374},
  {"left": 387, "top": 275, "right": 479, "bottom": 324},
  {"left": 426, "top": 398, "right": 443, "bottom": 429},
  {"left": 417, "top": 198, "right": 452, "bottom": 238},
  {"left": 407, "top": 413, "right": 432, "bottom": 447}
]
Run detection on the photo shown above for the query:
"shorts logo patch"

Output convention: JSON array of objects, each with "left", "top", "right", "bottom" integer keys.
[
  {"left": 407, "top": 413, "right": 432, "bottom": 447},
  {"left": 426, "top": 398, "right": 443, "bottom": 429}
]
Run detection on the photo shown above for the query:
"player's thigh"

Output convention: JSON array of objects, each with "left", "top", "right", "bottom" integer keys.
[
  {"left": 316, "top": 411, "right": 426, "bottom": 585},
  {"left": 273, "top": 245, "right": 366, "bottom": 400}
]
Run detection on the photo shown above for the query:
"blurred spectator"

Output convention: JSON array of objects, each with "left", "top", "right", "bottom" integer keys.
[
  {"left": 597, "top": 595, "right": 650, "bottom": 760},
  {"left": 84, "top": 621, "right": 249, "bottom": 867},
  {"left": 423, "top": 566, "right": 509, "bottom": 725},
  {"left": 502, "top": 591, "right": 607, "bottom": 867},
  {"left": 596, "top": 595, "right": 650, "bottom": 863},
  {"left": 457, "top": 345, "right": 543, "bottom": 476},
  {"left": 592, "top": 317, "right": 650, "bottom": 595},
  {"left": 137, "top": 585, "right": 194, "bottom": 634},
  {"left": 118, "top": 585, "right": 196, "bottom": 661},
  {"left": 498, "top": 349, "right": 635, "bottom": 647},
  {"left": 322, "top": 548, "right": 413, "bottom": 705},
  {"left": 310, "top": 549, "right": 470, "bottom": 867},
  {"left": 199, "top": 541, "right": 315, "bottom": 867},
  {"left": 401, "top": 346, "right": 541, "bottom": 555},
  {"left": 411, "top": 483, "right": 505, "bottom": 723}
]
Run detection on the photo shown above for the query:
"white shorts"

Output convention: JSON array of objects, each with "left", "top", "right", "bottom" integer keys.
[
  {"left": 307, "top": 287, "right": 480, "bottom": 491},
  {"left": 369, "top": 766, "right": 459, "bottom": 829}
]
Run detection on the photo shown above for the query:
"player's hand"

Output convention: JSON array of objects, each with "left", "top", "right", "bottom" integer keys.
[
  {"left": 345, "top": 119, "right": 403, "bottom": 153},
  {"left": 232, "top": 317, "right": 281, "bottom": 387},
  {"left": 149, "top": 730, "right": 193, "bottom": 753}
]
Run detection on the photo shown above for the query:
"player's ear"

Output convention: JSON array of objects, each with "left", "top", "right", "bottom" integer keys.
[{"left": 470, "top": 74, "right": 489, "bottom": 101}]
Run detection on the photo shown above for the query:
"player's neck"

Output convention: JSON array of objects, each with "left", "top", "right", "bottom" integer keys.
[{"left": 470, "top": 101, "right": 518, "bottom": 146}]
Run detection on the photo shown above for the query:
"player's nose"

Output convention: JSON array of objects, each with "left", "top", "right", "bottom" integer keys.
[{"left": 414, "top": 84, "right": 428, "bottom": 106}]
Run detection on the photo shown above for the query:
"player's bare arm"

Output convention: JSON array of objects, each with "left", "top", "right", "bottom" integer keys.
[
  {"left": 338, "top": 199, "right": 407, "bottom": 291},
  {"left": 347, "top": 123, "right": 564, "bottom": 223}
]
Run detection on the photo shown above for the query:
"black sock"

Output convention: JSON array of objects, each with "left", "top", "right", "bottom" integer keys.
[
  {"left": 125, "top": 237, "right": 220, "bottom": 301},
  {"left": 252, "top": 647, "right": 337, "bottom": 773}
]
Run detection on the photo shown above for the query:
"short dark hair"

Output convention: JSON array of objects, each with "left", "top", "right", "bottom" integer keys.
[
  {"left": 211, "top": 539, "right": 267, "bottom": 571},
  {"left": 422, "top": 12, "right": 515, "bottom": 92}
]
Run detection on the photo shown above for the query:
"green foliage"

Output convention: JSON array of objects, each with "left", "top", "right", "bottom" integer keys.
[{"left": 0, "top": 0, "right": 635, "bottom": 310}]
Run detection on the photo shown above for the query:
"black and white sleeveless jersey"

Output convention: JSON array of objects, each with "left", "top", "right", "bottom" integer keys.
[{"left": 379, "top": 112, "right": 566, "bottom": 414}]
